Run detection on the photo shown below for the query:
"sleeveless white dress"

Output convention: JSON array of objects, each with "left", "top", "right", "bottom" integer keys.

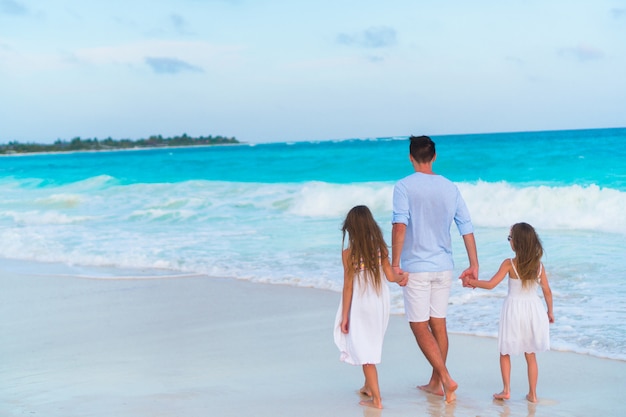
[
  {"left": 333, "top": 269, "right": 390, "bottom": 365},
  {"left": 499, "top": 259, "right": 550, "bottom": 355}
]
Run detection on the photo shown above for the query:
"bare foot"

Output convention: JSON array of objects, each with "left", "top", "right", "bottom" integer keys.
[
  {"left": 359, "top": 399, "right": 383, "bottom": 409},
  {"left": 493, "top": 391, "right": 511, "bottom": 400},
  {"left": 359, "top": 386, "right": 372, "bottom": 397},
  {"left": 417, "top": 383, "right": 444, "bottom": 396},
  {"left": 443, "top": 380, "right": 458, "bottom": 404},
  {"left": 526, "top": 393, "right": 538, "bottom": 403}
]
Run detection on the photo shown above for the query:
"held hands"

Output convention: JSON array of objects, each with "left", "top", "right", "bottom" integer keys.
[
  {"left": 459, "top": 274, "right": 474, "bottom": 288},
  {"left": 392, "top": 266, "right": 409, "bottom": 287},
  {"left": 459, "top": 266, "right": 478, "bottom": 288}
]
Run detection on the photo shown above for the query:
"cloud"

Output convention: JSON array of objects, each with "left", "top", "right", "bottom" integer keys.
[
  {"left": 505, "top": 56, "right": 525, "bottom": 67},
  {"left": 72, "top": 40, "right": 239, "bottom": 68},
  {"left": 0, "top": 0, "right": 28, "bottom": 15},
  {"left": 145, "top": 56, "right": 204, "bottom": 74},
  {"left": 558, "top": 43, "right": 604, "bottom": 62},
  {"left": 337, "top": 26, "right": 397, "bottom": 48},
  {"left": 170, "top": 13, "right": 193, "bottom": 35},
  {"left": 611, "top": 8, "right": 626, "bottom": 18},
  {"left": 1, "top": 40, "right": 239, "bottom": 76}
]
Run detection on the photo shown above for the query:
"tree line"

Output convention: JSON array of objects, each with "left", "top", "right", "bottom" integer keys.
[{"left": 0, "top": 134, "right": 239, "bottom": 154}]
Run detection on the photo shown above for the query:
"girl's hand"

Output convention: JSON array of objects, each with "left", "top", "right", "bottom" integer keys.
[
  {"left": 397, "top": 272, "right": 409, "bottom": 287},
  {"left": 548, "top": 312, "right": 555, "bottom": 323},
  {"left": 341, "top": 319, "right": 349, "bottom": 334},
  {"left": 459, "top": 274, "right": 475, "bottom": 288},
  {"left": 392, "top": 266, "right": 409, "bottom": 286}
]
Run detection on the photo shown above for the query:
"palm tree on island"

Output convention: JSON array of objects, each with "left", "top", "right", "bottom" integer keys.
[{"left": 0, "top": 133, "right": 239, "bottom": 154}]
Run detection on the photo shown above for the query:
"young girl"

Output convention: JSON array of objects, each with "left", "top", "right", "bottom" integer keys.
[
  {"left": 333, "top": 205, "right": 407, "bottom": 409},
  {"left": 465, "top": 222, "right": 554, "bottom": 403}
]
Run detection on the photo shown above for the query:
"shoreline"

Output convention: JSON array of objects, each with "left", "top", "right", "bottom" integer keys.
[
  {"left": 3, "top": 257, "right": 623, "bottom": 363},
  {"left": 1, "top": 265, "right": 624, "bottom": 416}
]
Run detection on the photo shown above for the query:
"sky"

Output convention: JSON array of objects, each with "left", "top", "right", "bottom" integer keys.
[{"left": 1, "top": 0, "right": 625, "bottom": 144}]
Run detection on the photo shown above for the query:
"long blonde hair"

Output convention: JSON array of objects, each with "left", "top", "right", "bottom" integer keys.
[
  {"left": 510, "top": 222, "right": 544, "bottom": 288},
  {"left": 342, "top": 205, "right": 389, "bottom": 293}
]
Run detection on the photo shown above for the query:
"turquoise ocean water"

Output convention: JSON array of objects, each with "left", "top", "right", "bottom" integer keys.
[{"left": 1, "top": 128, "right": 625, "bottom": 360}]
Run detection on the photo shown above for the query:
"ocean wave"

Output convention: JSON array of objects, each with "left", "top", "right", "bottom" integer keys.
[
  {"left": 35, "top": 193, "right": 84, "bottom": 209},
  {"left": 285, "top": 180, "right": 626, "bottom": 234},
  {"left": 460, "top": 181, "right": 626, "bottom": 234},
  {"left": 2, "top": 177, "right": 625, "bottom": 234},
  {"left": 1, "top": 210, "right": 95, "bottom": 225},
  {"left": 287, "top": 181, "right": 394, "bottom": 218},
  {"left": 61, "top": 174, "right": 119, "bottom": 190}
]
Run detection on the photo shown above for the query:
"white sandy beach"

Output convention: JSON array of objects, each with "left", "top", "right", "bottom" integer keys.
[{"left": 1, "top": 264, "right": 624, "bottom": 417}]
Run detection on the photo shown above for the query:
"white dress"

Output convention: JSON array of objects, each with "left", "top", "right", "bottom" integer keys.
[
  {"left": 333, "top": 270, "right": 390, "bottom": 365},
  {"left": 499, "top": 259, "right": 550, "bottom": 355}
]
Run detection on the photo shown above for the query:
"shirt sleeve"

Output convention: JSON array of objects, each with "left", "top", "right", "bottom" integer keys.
[
  {"left": 453, "top": 188, "right": 474, "bottom": 236},
  {"left": 392, "top": 182, "right": 409, "bottom": 225}
]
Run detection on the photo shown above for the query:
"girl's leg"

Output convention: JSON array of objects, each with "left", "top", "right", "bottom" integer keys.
[
  {"left": 493, "top": 354, "right": 511, "bottom": 400},
  {"left": 525, "top": 352, "right": 538, "bottom": 403},
  {"left": 360, "top": 364, "right": 382, "bottom": 409}
]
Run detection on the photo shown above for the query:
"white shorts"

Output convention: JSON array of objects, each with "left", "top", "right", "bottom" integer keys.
[{"left": 403, "top": 270, "right": 453, "bottom": 322}]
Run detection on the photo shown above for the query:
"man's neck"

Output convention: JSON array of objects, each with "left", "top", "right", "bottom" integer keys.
[{"left": 412, "top": 161, "right": 435, "bottom": 175}]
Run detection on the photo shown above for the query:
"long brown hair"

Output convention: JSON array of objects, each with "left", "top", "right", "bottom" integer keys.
[
  {"left": 342, "top": 205, "right": 389, "bottom": 293},
  {"left": 510, "top": 222, "right": 544, "bottom": 288}
]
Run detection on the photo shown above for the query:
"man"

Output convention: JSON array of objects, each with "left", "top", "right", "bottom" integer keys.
[{"left": 391, "top": 135, "right": 478, "bottom": 404}]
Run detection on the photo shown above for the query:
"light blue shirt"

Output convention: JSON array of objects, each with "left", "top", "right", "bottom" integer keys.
[{"left": 392, "top": 172, "right": 474, "bottom": 273}]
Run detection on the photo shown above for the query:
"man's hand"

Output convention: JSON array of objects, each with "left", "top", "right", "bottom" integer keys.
[
  {"left": 393, "top": 266, "right": 409, "bottom": 287},
  {"left": 459, "top": 269, "right": 476, "bottom": 288}
]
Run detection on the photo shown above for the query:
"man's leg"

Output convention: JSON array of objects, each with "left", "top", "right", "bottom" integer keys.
[
  {"left": 411, "top": 271, "right": 456, "bottom": 402},
  {"left": 418, "top": 317, "right": 448, "bottom": 395},
  {"left": 410, "top": 320, "right": 457, "bottom": 403},
  {"left": 404, "top": 271, "right": 456, "bottom": 402}
]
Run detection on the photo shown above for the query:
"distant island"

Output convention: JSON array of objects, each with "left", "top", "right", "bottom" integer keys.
[{"left": 0, "top": 134, "right": 239, "bottom": 155}]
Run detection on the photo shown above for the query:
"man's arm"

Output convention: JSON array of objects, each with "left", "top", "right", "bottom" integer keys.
[
  {"left": 391, "top": 222, "right": 406, "bottom": 268},
  {"left": 391, "top": 222, "right": 408, "bottom": 285},
  {"left": 460, "top": 232, "right": 479, "bottom": 283}
]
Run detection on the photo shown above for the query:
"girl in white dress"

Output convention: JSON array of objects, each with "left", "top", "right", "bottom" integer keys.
[
  {"left": 465, "top": 222, "right": 554, "bottom": 403},
  {"left": 334, "top": 205, "right": 407, "bottom": 409}
]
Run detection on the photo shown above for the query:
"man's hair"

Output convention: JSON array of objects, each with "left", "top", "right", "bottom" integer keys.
[{"left": 409, "top": 135, "right": 436, "bottom": 163}]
